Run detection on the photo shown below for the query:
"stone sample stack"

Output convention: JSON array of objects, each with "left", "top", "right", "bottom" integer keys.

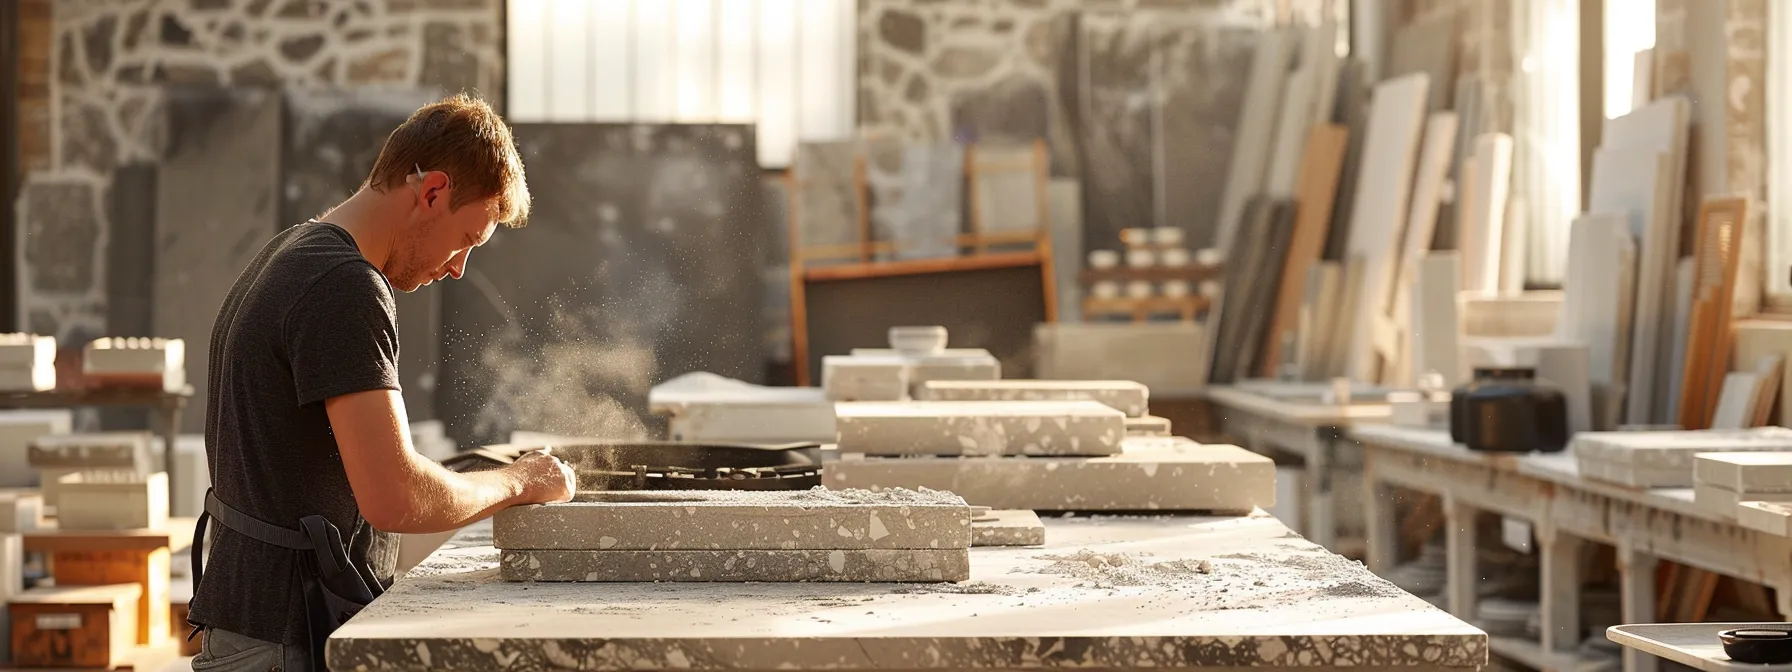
[
  {"left": 28, "top": 432, "right": 159, "bottom": 509},
  {"left": 649, "top": 372, "right": 836, "bottom": 443},
  {"left": 835, "top": 401, "right": 1126, "bottom": 457},
  {"left": 54, "top": 472, "right": 169, "bottom": 531},
  {"left": 971, "top": 509, "right": 1045, "bottom": 547},
  {"left": 81, "top": 338, "right": 185, "bottom": 392},
  {"left": 1695, "top": 452, "right": 1792, "bottom": 519},
  {"left": 0, "top": 334, "right": 56, "bottom": 392},
  {"left": 916, "top": 378, "right": 1172, "bottom": 436},
  {"left": 0, "top": 411, "right": 71, "bottom": 489},
  {"left": 493, "top": 488, "right": 973, "bottom": 583},
  {"left": 823, "top": 327, "right": 1000, "bottom": 401},
  {"left": 1571, "top": 428, "right": 1792, "bottom": 487}
]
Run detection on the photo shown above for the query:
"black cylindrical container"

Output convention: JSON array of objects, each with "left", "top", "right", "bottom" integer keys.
[{"left": 1448, "top": 367, "right": 1571, "bottom": 453}]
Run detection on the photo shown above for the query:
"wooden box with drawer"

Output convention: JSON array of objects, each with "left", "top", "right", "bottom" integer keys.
[{"left": 10, "top": 583, "right": 141, "bottom": 668}]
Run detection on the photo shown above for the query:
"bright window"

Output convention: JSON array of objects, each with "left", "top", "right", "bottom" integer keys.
[
  {"left": 1603, "top": 0, "right": 1656, "bottom": 119},
  {"left": 506, "top": 0, "right": 857, "bottom": 168},
  {"left": 1769, "top": 0, "right": 1792, "bottom": 303}
]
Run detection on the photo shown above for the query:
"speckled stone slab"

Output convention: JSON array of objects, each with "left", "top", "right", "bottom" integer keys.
[
  {"left": 1126, "top": 415, "right": 1173, "bottom": 436},
  {"left": 27, "top": 432, "right": 155, "bottom": 469},
  {"left": 499, "top": 548, "right": 969, "bottom": 583},
  {"left": 916, "top": 379, "right": 1149, "bottom": 417},
  {"left": 1693, "top": 452, "right": 1792, "bottom": 493},
  {"left": 1693, "top": 483, "right": 1792, "bottom": 518},
  {"left": 834, "top": 401, "right": 1126, "bottom": 457},
  {"left": 825, "top": 437, "right": 1275, "bottom": 512},
  {"left": 492, "top": 489, "right": 972, "bottom": 552},
  {"left": 822, "top": 356, "right": 908, "bottom": 402},
  {"left": 1738, "top": 500, "right": 1792, "bottom": 536},
  {"left": 328, "top": 514, "right": 1487, "bottom": 671},
  {"left": 971, "top": 509, "right": 1044, "bottom": 547}
]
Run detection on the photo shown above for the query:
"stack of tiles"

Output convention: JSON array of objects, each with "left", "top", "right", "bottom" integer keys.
[
  {"left": 81, "top": 337, "right": 185, "bottom": 392},
  {"left": 28, "top": 432, "right": 159, "bottom": 509},
  {"left": 822, "top": 327, "right": 1000, "bottom": 401},
  {"left": 0, "top": 334, "right": 55, "bottom": 392},
  {"left": 0, "top": 410, "right": 71, "bottom": 488},
  {"left": 1696, "top": 453, "right": 1792, "bottom": 519},
  {"left": 971, "top": 508, "right": 1045, "bottom": 546},
  {"left": 1571, "top": 428, "right": 1792, "bottom": 487},
  {"left": 493, "top": 488, "right": 973, "bottom": 582},
  {"left": 54, "top": 471, "right": 168, "bottom": 531},
  {"left": 835, "top": 400, "right": 1126, "bottom": 457},
  {"left": 915, "top": 379, "right": 1172, "bottom": 436}
]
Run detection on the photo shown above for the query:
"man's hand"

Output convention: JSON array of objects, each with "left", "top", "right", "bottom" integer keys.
[{"left": 511, "top": 448, "right": 577, "bottom": 504}]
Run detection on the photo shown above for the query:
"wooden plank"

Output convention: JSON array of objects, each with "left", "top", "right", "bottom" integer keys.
[
  {"left": 1261, "top": 125, "right": 1349, "bottom": 378},
  {"left": 1386, "top": 113, "right": 1460, "bottom": 384},
  {"left": 1213, "top": 28, "right": 1296, "bottom": 253},
  {"left": 1751, "top": 355, "right": 1784, "bottom": 427},
  {"left": 1343, "top": 73, "right": 1430, "bottom": 384},
  {"left": 1677, "top": 197, "right": 1748, "bottom": 430}
]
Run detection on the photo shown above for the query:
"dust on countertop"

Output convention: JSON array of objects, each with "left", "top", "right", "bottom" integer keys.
[
  {"left": 778, "top": 486, "right": 968, "bottom": 506},
  {"left": 572, "top": 486, "right": 969, "bottom": 507},
  {"left": 1023, "top": 549, "right": 1213, "bottom": 588}
]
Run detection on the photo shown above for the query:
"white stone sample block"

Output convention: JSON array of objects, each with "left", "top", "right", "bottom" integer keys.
[
  {"left": 1572, "top": 427, "right": 1792, "bottom": 486},
  {"left": 825, "top": 437, "right": 1275, "bottom": 512},
  {"left": 82, "top": 337, "right": 185, "bottom": 392},
  {"left": 822, "top": 356, "right": 908, "bottom": 402},
  {"left": 28, "top": 432, "right": 155, "bottom": 470},
  {"left": 1124, "top": 415, "right": 1172, "bottom": 437},
  {"left": 0, "top": 411, "right": 71, "bottom": 489},
  {"left": 493, "top": 488, "right": 971, "bottom": 552},
  {"left": 166, "top": 435, "right": 209, "bottom": 519},
  {"left": 0, "top": 492, "right": 44, "bottom": 533},
  {"left": 834, "top": 401, "right": 1126, "bottom": 457},
  {"left": 972, "top": 509, "right": 1045, "bottom": 547},
  {"left": 1739, "top": 500, "right": 1792, "bottom": 537},
  {"left": 1694, "top": 483, "right": 1792, "bottom": 518},
  {"left": 650, "top": 372, "right": 836, "bottom": 443},
  {"left": 0, "top": 334, "right": 56, "bottom": 392},
  {"left": 54, "top": 471, "right": 168, "bottom": 531},
  {"left": 916, "top": 380, "right": 1149, "bottom": 417},
  {"left": 499, "top": 547, "right": 969, "bottom": 583},
  {"left": 1694, "top": 452, "right": 1792, "bottom": 493}
]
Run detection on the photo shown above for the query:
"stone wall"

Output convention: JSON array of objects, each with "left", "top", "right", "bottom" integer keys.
[{"left": 15, "top": 0, "right": 503, "bottom": 344}]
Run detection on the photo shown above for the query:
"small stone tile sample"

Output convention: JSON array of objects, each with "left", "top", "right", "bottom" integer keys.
[
  {"left": 493, "top": 489, "right": 971, "bottom": 552},
  {"left": 916, "top": 380, "right": 1149, "bottom": 417},
  {"left": 835, "top": 401, "right": 1125, "bottom": 457},
  {"left": 1572, "top": 459, "right": 1688, "bottom": 489},
  {"left": 1739, "top": 500, "right": 1792, "bottom": 537},
  {"left": 1126, "top": 415, "right": 1173, "bottom": 436},
  {"left": 54, "top": 471, "right": 168, "bottom": 531},
  {"left": 1572, "top": 428, "right": 1792, "bottom": 486},
  {"left": 27, "top": 432, "right": 155, "bottom": 469},
  {"left": 972, "top": 509, "right": 1044, "bottom": 547},
  {"left": 826, "top": 437, "right": 1274, "bottom": 512},
  {"left": 793, "top": 141, "right": 864, "bottom": 255},
  {"left": 823, "top": 356, "right": 910, "bottom": 402},
  {"left": 1694, "top": 483, "right": 1792, "bottom": 518},
  {"left": 499, "top": 548, "right": 969, "bottom": 583},
  {"left": 1693, "top": 452, "right": 1792, "bottom": 493},
  {"left": 906, "top": 353, "right": 1002, "bottom": 392},
  {"left": 888, "top": 143, "right": 965, "bottom": 261}
]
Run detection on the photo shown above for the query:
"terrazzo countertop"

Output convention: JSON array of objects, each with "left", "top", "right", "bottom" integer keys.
[{"left": 328, "top": 511, "right": 1485, "bottom": 671}]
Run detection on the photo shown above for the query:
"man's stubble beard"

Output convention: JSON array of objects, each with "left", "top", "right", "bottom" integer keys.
[{"left": 390, "top": 215, "right": 440, "bottom": 293}]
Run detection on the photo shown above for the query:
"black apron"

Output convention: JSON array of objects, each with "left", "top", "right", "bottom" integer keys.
[{"left": 189, "top": 489, "right": 385, "bottom": 667}]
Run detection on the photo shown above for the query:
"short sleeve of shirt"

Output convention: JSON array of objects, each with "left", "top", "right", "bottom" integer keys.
[{"left": 284, "top": 261, "right": 402, "bottom": 406}]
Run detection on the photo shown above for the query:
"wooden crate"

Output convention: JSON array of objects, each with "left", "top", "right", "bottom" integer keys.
[
  {"left": 51, "top": 547, "right": 170, "bottom": 647},
  {"left": 10, "top": 583, "right": 140, "bottom": 669}
]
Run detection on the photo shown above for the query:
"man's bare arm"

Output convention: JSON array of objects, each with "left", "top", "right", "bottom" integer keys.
[{"left": 325, "top": 388, "right": 574, "bottom": 534}]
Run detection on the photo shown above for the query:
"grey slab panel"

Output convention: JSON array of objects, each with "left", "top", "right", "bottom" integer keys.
[
  {"left": 440, "top": 124, "right": 766, "bottom": 447},
  {"left": 887, "top": 143, "right": 964, "bottom": 261},
  {"left": 761, "top": 176, "right": 793, "bottom": 363},
  {"left": 1157, "top": 22, "right": 1257, "bottom": 251},
  {"left": 155, "top": 86, "right": 282, "bottom": 432},
  {"left": 792, "top": 141, "right": 862, "bottom": 256},
  {"left": 281, "top": 88, "right": 444, "bottom": 422},
  {"left": 834, "top": 400, "right": 1126, "bottom": 457},
  {"left": 499, "top": 548, "right": 971, "bottom": 583},
  {"left": 971, "top": 509, "right": 1045, "bottom": 547},
  {"left": 1047, "top": 177, "right": 1084, "bottom": 322},
  {"left": 1210, "top": 197, "right": 1294, "bottom": 385},
  {"left": 970, "top": 142, "right": 1042, "bottom": 235},
  {"left": 102, "top": 164, "right": 158, "bottom": 431},
  {"left": 492, "top": 489, "right": 972, "bottom": 552},
  {"left": 1076, "top": 13, "right": 1157, "bottom": 250},
  {"left": 1322, "top": 58, "right": 1369, "bottom": 261}
]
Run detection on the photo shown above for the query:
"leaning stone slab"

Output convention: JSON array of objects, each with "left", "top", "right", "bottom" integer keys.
[
  {"left": 1125, "top": 415, "right": 1172, "bottom": 436},
  {"left": 499, "top": 548, "right": 969, "bottom": 582},
  {"left": 834, "top": 401, "right": 1125, "bottom": 457},
  {"left": 972, "top": 509, "right": 1044, "bottom": 547},
  {"left": 493, "top": 488, "right": 971, "bottom": 551},
  {"left": 825, "top": 437, "right": 1274, "bottom": 512},
  {"left": 917, "top": 380, "right": 1149, "bottom": 417}
]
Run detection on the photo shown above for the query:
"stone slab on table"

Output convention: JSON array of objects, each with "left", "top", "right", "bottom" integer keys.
[
  {"left": 822, "top": 356, "right": 909, "bottom": 402},
  {"left": 1738, "top": 501, "right": 1792, "bottom": 536},
  {"left": 1694, "top": 484, "right": 1792, "bottom": 518},
  {"left": 329, "top": 512, "right": 1487, "bottom": 671},
  {"left": 1607, "top": 623, "right": 1792, "bottom": 672},
  {"left": 493, "top": 489, "right": 971, "bottom": 552},
  {"left": 916, "top": 379, "right": 1150, "bottom": 417},
  {"left": 972, "top": 509, "right": 1045, "bottom": 547},
  {"left": 824, "top": 437, "right": 1275, "bottom": 512},
  {"left": 835, "top": 400, "right": 1126, "bottom": 457},
  {"left": 1126, "top": 415, "right": 1173, "bottom": 436},
  {"left": 649, "top": 373, "right": 836, "bottom": 443},
  {"left": 499, "top": 548, "right": 969, "bottom": 583},
  {"left": 1694, "top": 452, "right": 1792, "bottom": 493},
  {"left": 1570, "top": 428, "right": 1792, "bottom": 487}
]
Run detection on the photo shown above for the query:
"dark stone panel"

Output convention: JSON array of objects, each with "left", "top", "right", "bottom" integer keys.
[
  {"left": 1075, "top": 15, "right": 1156, "bottom": 253},
  {"left": 419, "top": 23, "right": 482, "bottom": 96},
  {"left": 155, "top": 87, "right": 282, "bottom": 431},
  {"left": 440, "top": 124, "right": 767, "bottom": 447},
  {"left": 21, "top": 180, "right": 101, "bottom": 293},
  {"left": 802, "top": 265, "right": 1046, "bottom": 383},
  {"left": 106, "top": 163, "right": 157, "bottom": 338},
  {"left": 1156, "top": 23, "right": 1255, "bottom": 250},
  {"left": 282, "top": 88, "right": 443, "bottom": 421}
]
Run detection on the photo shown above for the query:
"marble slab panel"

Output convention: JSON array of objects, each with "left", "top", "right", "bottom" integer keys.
[
  {"left": 440, "top": 124, "right": 766, "bottom": 446},
  {"left": 1033, "top": 322, "right": 1209, "bottom": 396},
  {"left": 825, "top": 437, "right": 1275, "bottom": 512},
  {"left": 499, "top": 548, "right": 970, "bottom": 583},
  {"left": 823, "top": 356, "right": 909, "bottom": 402},
  {"left": 1125, "top": 415, "right": 1173, "bottom": 437},
  {"left": 155, "top": 87, "right": 281, "bottom": 431},
  {"left": 834, "top": 400, "right": 1126, "bottom": 457},
  {"left": 915, "top": 379, "right": 1148, "bottom": 417},
  {"left": 1693, "top": 482, "right": 1792, "bottom": 518},
  {"left": 1572, "top": 427, "right": 1792, "bottom": 487},
  {"left": 971, "top": 509, "right": 1045, "bottom": 547},
  {"left": 492, "top": 489, "right": 972, "bottom": 552},
  {"left": 1076, "top": 13, "right": 1157, "bottom": 247},
  {"left": 281, "top": 88, "right": 444, "bottom": 421},
  {"left": 793, "top": 141, "right": 863, "bottom": 257},
  {"left": 970, "top": 143, "right": 1041, "bottom": 235},
  {"left": 870, "top": 141, "right": 963, "bottom": 261}
]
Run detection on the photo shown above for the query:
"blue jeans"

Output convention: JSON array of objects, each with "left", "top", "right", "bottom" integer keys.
[{"left": 190, "top": 627, "right": 313, "bottom": 672}]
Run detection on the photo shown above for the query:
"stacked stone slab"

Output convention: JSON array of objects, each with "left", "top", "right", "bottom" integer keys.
[
  {"left": 916, "top": 379, "right": 1149, "bottom": 417},
  {"left": 971, "top": 509, "right": 1045, "bottom": 546},
  {"left": 0, "top": 335, "right": 56, "bottom": 392},
  {"left": 28, "top": 432, "right": 160, "bottom": 509},
  {"left": 82, "top": 338, "right": 185, "bottom": 392},
  {"left": 1695, "top": 452, "right": 1792, "bottom": 519},
  {"left": 1572, "top": 428, "right": 1792, "bottom": 487},
  {"left": 834, "top": 400, "right": 1126, "bottom": 457},
  {"left": 493, "top": 488, "right": 972, "bottom": 582},
  {"left": 822, "top": 327, "right": 1000, "bottom": 401}
]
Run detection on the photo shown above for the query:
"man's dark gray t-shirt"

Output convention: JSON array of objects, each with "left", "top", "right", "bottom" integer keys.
[{"left": 189, "top": 221, "right": 401, "bottom": 644}]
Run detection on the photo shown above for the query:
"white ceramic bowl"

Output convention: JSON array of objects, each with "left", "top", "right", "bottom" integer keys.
[
  {"left": 1194, "top": 248, "right": 1225, "bottom": 266},
  {"left": 1152, "top": 227, "right": 1184, "bottom": 246},
  {"left": 1093, "top": 281, "right": 1121, "bottom": 299},
  {"left": 1088, "top": 249, "right": 1120, "bottom": 269},
  {"left": 1126, "top": 248, "right": 1156, "bottom": 268},
  {"left": 1159, "top": 247, "right": 1189, "bottom": 267},
  {"left": 1126, "top": 280, "right": 1155, "bottom": 299},
  {"left": 1120, "top": 228, "right": 1151, "bottom": 246},
  {"left": 888, "top": 326, "right": 948, "bottom": 355},
  {"left": 1161, "top": 280, "right": 1191, "bottom": 297}
]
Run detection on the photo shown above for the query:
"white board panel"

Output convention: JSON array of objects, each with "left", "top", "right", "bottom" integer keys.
[
  {"left": 1460, "top": 133, "right": 1513, "bottom": 296},
  {"left": 588, "top": 0, "right": 633, "bottom": 120},
  {"left": 1411, "top": 252, "right": 1464, "bottom": 386},
  {"left": 673, "top": 0, "right": 718, "bottom": 121},
  {"left": 1589, "top": 146, "right": 1676, "bottom": 425},
  {"left": 1555, "top": 213, "right": 1637, "bottom": 428},
  {"left": 1343, "top": 72, "right": 1430, "bottom": 384},
  {"left": 1388, "top": 112, "right": 1459, "bottom": 383},
  {"left": 546, "top": 0, "right": 591, "bottom": 120}
]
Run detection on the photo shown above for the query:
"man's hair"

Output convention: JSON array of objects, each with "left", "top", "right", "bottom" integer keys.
[{"left": 365, "top": 92, "right": 531, "bottom": 227}]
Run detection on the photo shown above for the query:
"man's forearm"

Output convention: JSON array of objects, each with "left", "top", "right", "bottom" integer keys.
[{"left": 378, "top": 455, "right": 530, "bottom": 534}]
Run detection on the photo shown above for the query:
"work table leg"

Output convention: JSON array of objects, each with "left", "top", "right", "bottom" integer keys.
[
  {"left": 1618, "top": 544, "right": 1660, "bottom": 672},
  {"left": 1363, "top": 451, "right": 1397, "bottom": 575},
  {"left": 1539, "top": 531, "right": 1583, "bottom": 653},
  {"left": 1306, "top": 430, "right": 1337, "bottom": 551},
  {"left": 1444, "top": 495, "right": 1478, "bottom": 620}
]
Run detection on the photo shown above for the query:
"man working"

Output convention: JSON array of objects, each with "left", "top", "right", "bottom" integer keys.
[{"left": 186, "top": 93, "right": 576, "bottom": 671}]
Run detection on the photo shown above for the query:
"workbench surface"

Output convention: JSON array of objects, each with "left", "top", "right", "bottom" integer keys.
[{"left": 328, "top": 511, "right": 1485, "bottom": 670}]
